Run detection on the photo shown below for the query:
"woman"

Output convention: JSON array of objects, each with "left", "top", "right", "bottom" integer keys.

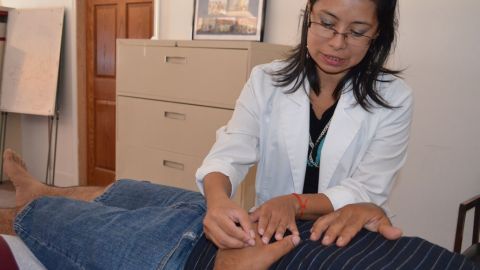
[{"left": 197, "top": 0, "right": 413, "bottom": 249}]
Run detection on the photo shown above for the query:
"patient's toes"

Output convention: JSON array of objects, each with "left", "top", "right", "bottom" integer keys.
[{"left": 6, "top": 149, "right": 27, "bottom": 170}]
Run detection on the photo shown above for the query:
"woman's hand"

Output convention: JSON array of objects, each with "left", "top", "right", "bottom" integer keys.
[
  {"left": 249, "top": 195, "right": 300, "bottom": 244},
  {"left": 309, "top": 203, "right": 402, "bottom": 247},
  {"left": 214, "top": 222, "right": 301, "bottom": 270},
  {"left": 203, "top": 196, "right": 255, "bottom": 249}
]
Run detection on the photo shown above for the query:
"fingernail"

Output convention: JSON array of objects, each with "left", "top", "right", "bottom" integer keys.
[
  {"left": 259, "top": 228, "right": 264, "bottom": 235},
  {"left": 310, "top": 232, "right": 317, "bottom": 240},
  {"left": 292, "top": 235, "right": 301, "bottom": 246},
  {"left": 322, "top": 235, "right": 330, "bottom": 245},
  {"left": 262, "top": 236, "right": 269, "bottom": 244},
  {"left": 275, "top": 233, "right": 283, "bottom": 240},
  {"left": 337, "top": 236, "right": 344, "bottom": 246},
  {"left": 250, "top": 230, "right": 255, "bottom": 238},
  {"left": 248, "top": 239, "right": 255, "bottom": 246}
]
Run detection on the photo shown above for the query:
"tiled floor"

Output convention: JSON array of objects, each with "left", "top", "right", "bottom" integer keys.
[{"left": 0, "top": 181, "right": 15, "bottom": 207}]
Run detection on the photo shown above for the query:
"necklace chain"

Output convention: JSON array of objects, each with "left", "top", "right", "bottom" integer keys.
[{"left": 308, "top": 119, "right": 331, "bottom": 168}]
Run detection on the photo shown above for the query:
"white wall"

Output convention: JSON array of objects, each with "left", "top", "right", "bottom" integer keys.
[
  {"left": 2, "top": 0, "right": 478, "bottom": 251},
  {"left": 389, "top": 0, "right": 480, "bottom": 251},
  {"left": 0, "top": 0, "right": 78, "bottom": 187},
  {"left": 156, "top": 0, "right": 305, "bottom": 45}
]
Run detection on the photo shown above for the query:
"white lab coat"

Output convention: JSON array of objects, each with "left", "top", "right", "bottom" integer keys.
[{"left": 196, "top": 61, "right": 413, "bottom": 210}]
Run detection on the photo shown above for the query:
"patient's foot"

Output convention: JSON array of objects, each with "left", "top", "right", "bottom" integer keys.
[
  {"left": 0, "top": 208, "right": 17, "bottom": 235},
  {"left": 3, "top": 149, "right": 47, "bottom": 208}
]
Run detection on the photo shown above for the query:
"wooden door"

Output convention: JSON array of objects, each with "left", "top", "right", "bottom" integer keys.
[{"left": 86, "top": 0, "right": 153, "bottom": 186}]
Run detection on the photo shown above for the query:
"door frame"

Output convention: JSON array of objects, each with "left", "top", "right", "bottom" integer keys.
[{"left": 76, "top": 0, "right": 88, "bottom": 185}]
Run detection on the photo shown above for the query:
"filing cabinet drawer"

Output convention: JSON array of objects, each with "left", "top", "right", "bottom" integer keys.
[
  {"left": 116, "top": 144, "right": 203, "bottom": 192},
  {"left": 117, "top": 45, "right": 248, "bottom": 109},
  {"left": 117, "top": 96, "right": 233, "bottom": 158},
  {"left": 116, "top": 144, "right": 249, "bottom": 206}
]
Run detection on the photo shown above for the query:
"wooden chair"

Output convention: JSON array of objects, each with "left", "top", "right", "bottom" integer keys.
[{"left": 454, "top": 194, "right": 480, "bottom": 264}]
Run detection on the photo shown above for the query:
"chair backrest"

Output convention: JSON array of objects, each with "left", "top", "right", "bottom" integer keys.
[{"left": 454, "top": 194, "right": 480, "bottom": 253}]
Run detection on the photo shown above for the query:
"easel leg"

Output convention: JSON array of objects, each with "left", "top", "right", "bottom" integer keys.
[
  {"left": 45, "top": 112, "right": 59, "bottom": 186},
  {"left": 52, "top": 113, "right": 59, "bottom": 185},
  {"left": 46, "top": 116, "right": 53, "bottom": 185}
]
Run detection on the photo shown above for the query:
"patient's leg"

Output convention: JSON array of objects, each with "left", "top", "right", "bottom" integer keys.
[
  {"left": 0, "top": 208, "right": 16, "bottom": 235},
  {"left": 3, "top": 149, "right": 106, "bottom": 208},
  {"left": 0, "top": 149, "right": 108, "bottom": 235}
]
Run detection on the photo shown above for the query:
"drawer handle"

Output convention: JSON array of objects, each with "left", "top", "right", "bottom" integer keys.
[
  {"left": 163, "top": 160, "right": 185, "bottom": 171},
  {"left": 164, "top": 111, "right": 186, "bottom": 120},
  {"left": 165, "top": 56, "right": 187, "bottom": 64}
]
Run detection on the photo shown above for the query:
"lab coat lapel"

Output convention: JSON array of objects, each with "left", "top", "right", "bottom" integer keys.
[
  {"left": 280, "top": 89, "right": 309, "bottom": 193},
  {"left": 319, "top": 91, "right": 367, "bottom": 189}
]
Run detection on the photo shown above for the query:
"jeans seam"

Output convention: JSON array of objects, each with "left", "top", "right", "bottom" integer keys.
[
  {"left": 156, "top": 217, "right": 203, "bottom": 270},
  {"left": 14, "top": 201, "right": 35, "bottom": 224},
  {"left": 93, "top": 180, "right": 122, "bottom": 203},
  {"left": 14, "top": 213, "right": 87, "bottom": 270}
]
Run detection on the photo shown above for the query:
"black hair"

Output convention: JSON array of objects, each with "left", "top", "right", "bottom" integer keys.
[{"left": 271, "top": 0, "right": 400, "bottom": 110}]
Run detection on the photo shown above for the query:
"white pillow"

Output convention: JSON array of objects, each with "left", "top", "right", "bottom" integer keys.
[{"left": 1, "top": 235, "right": 46, "bottom": 270}]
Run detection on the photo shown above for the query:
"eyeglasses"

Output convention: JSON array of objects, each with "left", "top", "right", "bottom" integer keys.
[{"left": 308, "top": 20, "right": 374, "bottom": 47}]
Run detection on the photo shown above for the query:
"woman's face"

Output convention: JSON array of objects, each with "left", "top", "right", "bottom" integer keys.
[{"left": 307, "top": 0, "right": 378, "bottom": 81}]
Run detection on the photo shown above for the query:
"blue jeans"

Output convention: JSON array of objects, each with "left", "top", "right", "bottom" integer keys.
[{"left": 13, "top": 179, "right": 206, "bottom": 270}]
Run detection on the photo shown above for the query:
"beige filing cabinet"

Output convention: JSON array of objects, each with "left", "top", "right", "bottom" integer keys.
[{"left": 116, "top": 39, "right": 290, "bottom": 210}]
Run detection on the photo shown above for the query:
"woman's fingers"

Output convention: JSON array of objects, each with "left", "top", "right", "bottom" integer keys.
[
  {"left": 310, "top": 212, "right": 338, "bottom": 241},
  {"left": 311, "top": 208, "right": 362, "bottom": 246},
  {"left": 288, "top": 222, "right": 300, "bottom": 236},
  {"left": 376, "top": 219, "right": 403, "bottom": 240},
  {"left": 250, "top": 195, "right": 298, "bottom": 243},
  {"left": 254, "top": 209, "right": 293, "bottom": 244},
  {"left": 311, "top": 203, "right": 402, "bottom": 247},
  {"left": 203, "top": 203, "right": 255, "bottom": 249},
  {"left": 275, "top": 223, "right": 288, "bottom": 240},
  {"left": 256, "top": 209, "right": 270, "bottom": 236},
  {"left": 204, "top": 222, "right": 249, "bottom": 249},
  {"left": 320, "top": 213, "right": 348, "bottom": 245},
  {"left": 262, "top": 214, "right": 280, "bottom": 244},
  {"left": 334, "top": 219, "right": 363, "bottom": 247}
]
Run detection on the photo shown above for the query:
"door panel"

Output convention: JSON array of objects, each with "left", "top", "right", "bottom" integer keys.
[
  {"left": 126, "top": 3, "right": 152, "bottom": 38},
  {"left": 95, "top": 4, "right": 117, "bottom": 76},
  {"left": 86, "top": 0, "right": 152, "bottom": 186},
  {"left": 95, "top": 101, "right": 116, "bottom": 169}
]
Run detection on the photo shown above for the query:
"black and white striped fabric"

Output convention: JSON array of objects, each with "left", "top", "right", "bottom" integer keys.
[{"left": 185, "top": 221, "right": 479, "bottom": 269}]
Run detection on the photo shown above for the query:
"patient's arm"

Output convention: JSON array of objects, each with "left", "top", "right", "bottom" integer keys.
[
  {"left": 310, "top": 203, "right": 402, "bottom": 247},
  {"left": 214, "top": 223, "right": 300, "bottom": 270}
]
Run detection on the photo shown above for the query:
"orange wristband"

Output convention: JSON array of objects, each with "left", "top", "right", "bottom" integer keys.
[{"left": 292, "top": 193, "right": 308, "bottom": 219}]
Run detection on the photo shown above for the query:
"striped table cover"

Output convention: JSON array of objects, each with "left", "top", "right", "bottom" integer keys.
[{"left": 185, "top": 221, "right": 479, "bottom": 269}]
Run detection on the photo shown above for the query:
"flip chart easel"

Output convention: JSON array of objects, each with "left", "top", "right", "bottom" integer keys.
[{"left": 0, "top": 8, "right": 64, "bottom": 185}]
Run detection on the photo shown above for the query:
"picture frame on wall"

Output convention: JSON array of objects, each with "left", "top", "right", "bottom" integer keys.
[{"left": 193, "top": 0, "right": 266, "bottom": 41}]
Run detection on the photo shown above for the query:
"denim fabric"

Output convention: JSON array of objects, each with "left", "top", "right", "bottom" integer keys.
[{"left": 14, "top": 180, "right": 206, "bottom": 270}]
